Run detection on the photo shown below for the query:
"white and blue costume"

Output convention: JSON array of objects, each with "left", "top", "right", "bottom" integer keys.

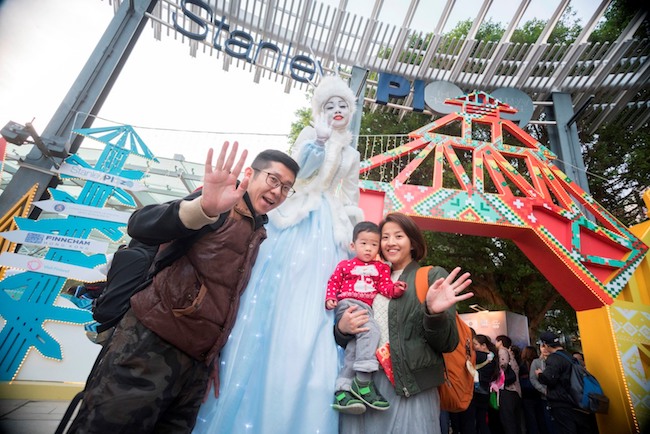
[{"left": 194, "top": 76, "right": 363, "bottom": 434}]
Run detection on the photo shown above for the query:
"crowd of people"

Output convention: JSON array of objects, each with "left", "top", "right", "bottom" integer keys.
[
  {"left": 64, "top": 74, "right": 600, "bottom": 434},
  {"left": 440, "top": 331, "right": 597, "bottom": 434}
]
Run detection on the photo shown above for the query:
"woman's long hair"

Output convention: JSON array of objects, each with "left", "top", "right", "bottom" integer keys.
[
  {"left": 521, "top": 345, "right": 539, "bottom": 370},
  {"left": 475, "top": 334, "right": 500, "bottom": 383}
]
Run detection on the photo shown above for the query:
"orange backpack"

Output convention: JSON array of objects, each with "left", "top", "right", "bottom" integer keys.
[{"left": 416, "top": 266, "right": 476, "bottom": 413}]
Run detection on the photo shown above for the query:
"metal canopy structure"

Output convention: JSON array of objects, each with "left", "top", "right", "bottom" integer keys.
[
  {"left": 0, "top": 0, "right": 159, "bottom": 217},
  {"left": 110, "top": 0, "right": 650, "bottom": 134},
  {"left": 2, "top": 0, "right": 648, "bottom": 217}
]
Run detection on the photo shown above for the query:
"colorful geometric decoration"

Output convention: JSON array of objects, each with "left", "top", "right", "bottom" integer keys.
[
  {"left": 0, "top": 125, "right": 156, "bottom": 381},
  {"left": 73, "top": 125, "right": 159, "bottom": 163},
  {"left": 359, "top": 91, "right": 648, "bottom": 311},
  {"left": 610, "top": 304, "right": 650, "bottom": 430},
  {"left": 571, "top": 192, "right": 650, "bottom": 434}
]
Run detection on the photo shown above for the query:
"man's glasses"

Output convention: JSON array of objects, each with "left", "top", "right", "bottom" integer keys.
[{"left": 252, "top": 168, "right": 296, "bottom": 197}]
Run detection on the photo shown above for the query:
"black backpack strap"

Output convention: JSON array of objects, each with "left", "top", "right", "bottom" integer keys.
[{"left": 555, "top": 350, "right": 577, "bottom": 364}]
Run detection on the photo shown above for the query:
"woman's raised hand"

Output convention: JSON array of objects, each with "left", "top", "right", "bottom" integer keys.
[
  {"left": 200, "top": 142, "right": 249, "bottom": 218},
  {"left": 425, "top": 267, "right": 473, "bottom": 314}
]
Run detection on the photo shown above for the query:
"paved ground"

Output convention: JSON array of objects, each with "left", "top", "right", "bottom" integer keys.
[{"left": 0, "top": 399, "right": 77, "bottom": 434}]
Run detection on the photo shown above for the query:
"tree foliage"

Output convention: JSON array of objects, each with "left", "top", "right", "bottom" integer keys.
[
  {"left": 580, "top": 122, "right": 650, "bottom": 226},
  {"left": 577, "top": 0, "right": 650, "bottom": 226},
  {"left": 589, "top": 0, "right": 650, "bottom": 43},
  {"left": 510, "top": 7, "right": 581, "bottom": 45},
  {"left": 510, "top": 18, "right": 580, "bottom": 44},
  {"left": 422, "top": 232, "right": 572, "bottom": 340},
  {"left": 360, "top": 109, "right": 431, "bottom": 136},
  {"left": 379, "top": 7, "right": 583, "bottom": 68},
  {"left": 444, "top": 19, "right": 505, "bottom": 42},
  {"left": 288, "top": 107, "right": 312, "bottom": 147}
]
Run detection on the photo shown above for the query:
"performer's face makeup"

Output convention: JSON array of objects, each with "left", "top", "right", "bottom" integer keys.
[{"left": 322, "top": 96, "right": 350, "bottom": 130}]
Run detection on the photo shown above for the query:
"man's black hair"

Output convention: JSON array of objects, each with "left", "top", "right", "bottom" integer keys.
[
  {"left": 353, "top": 221, "right": 380, "bottom": 241},
  {"left": 251, "top": 149, "right": 300, "bottom": 178}
]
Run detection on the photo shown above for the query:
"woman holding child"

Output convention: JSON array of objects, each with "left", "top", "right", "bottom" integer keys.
[{"left": 336, "top": 212, "right": 473, "bottom": 433}]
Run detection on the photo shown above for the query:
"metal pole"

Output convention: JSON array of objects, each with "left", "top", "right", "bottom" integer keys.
[
  {"left": 349, "top": 66, "right": 369, "bottom": 150},
  {"left": 0, "top": 0, "right": 159, "bottom": 217},
  {"left": 545, "top": 92, "right": 591, "bottom": 194}
]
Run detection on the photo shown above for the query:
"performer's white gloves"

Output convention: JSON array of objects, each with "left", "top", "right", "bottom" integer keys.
[{"left": 313, "top": 113, "right": 332, "bottom": 145}]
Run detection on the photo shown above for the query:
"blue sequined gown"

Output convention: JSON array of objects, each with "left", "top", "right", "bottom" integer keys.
[{"left": 193, "top": 129, "right": 362, "bottom": 434}]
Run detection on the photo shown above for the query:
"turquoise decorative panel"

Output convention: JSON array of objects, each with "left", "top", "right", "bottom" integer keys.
[{"left": 0, "top": 126, "right": 156, "bottom": 380}]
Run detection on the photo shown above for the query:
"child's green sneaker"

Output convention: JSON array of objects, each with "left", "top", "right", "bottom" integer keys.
[
  {"left": 331, "top": 390, "right": 366, "bottom": 414},
  {"left": 350, "top": 378, "right": 390, "bottom": 411}
]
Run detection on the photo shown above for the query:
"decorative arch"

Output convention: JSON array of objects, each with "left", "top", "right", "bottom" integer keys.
[
  {"left": 359, "top": 91, "right": 648, "bottom": 312},
  {"left": 358, "top": 91, "right": 649, "bottom": 433}
]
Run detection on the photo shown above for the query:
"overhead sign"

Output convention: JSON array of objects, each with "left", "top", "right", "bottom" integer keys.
[
  {"left": 172, "top": 0, "right": 322, "bottom": 83},
  {"left": 34, "top": 200, "right": 131, "bottom": 223},
  {"left": 55, "top": 162, "right": 147, "bottom": 191},
  {"left": 0, "top": 230, "right": 109, "bottom": 254},
  {"left": 0, "top": 252, "right": 106, "bottom": 282},
  {"left": 490, "top": 88, "right": 534, "bottom": 127},
  {"left": 375, "top": 73, "right": 535, "bottom": 126}
]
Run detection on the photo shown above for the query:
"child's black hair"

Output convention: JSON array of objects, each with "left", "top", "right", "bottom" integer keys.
[{"left": 353, "top": 221, "right": 380, "bottom": 241}]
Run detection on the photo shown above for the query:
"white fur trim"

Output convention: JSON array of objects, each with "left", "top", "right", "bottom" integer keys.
[
  {"left": 345, "top": 205, "right": 365, "bottom": 227},
  {"left": 269, "top": 130, "right": 361, "bottom": 249},
  {"left": 311, "top": 75, "right": 357, "bottom": 118}
]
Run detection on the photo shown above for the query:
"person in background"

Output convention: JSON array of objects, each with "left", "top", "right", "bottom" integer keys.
[
  {"left": 335, "top": 212, "right": 473, "bottom": 434},
  {"left": 96, "top": 243, "right": 127, "bottom": 276},
  {"left": 495, "top": 335, "right": 523, "bottom": 434},
  {"left": 530, "top": 343, "right": 557, "bottom": 434},
  {"left": 570, "top": 350, "right": 598, "bottom": 432},
  {"left": 572, "top": 351, "right": 585, "bottom": 367},
  {"left": 520, "top": 345, "right": 548, "bottom": 434},
  {"left": 473, "top": 334, "right": 500, "bottom": 434},
  {"left": 448, "top": 328, "right": 479, "bottom": 434},
  {"left": 511, "top": 345, "right": 522, "bottom": 368},
  {"left": 91, "top": 239, "right": 159, "bottom": 345},
  {"left": 536, "top": 332, "right": 597, "bottom": 434}
]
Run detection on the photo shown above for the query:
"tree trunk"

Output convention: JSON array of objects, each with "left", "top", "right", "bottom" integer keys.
[{"left": 527, "top": 292, "right": 561, "bottom": 338}]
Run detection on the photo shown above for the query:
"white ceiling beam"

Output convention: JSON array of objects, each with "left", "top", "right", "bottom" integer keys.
[
  {"left": 413, "top": 0, "right": 456, "bottom": 80},
  {"left": 448, "top": 0, "right": 492, "bottom": 81}
]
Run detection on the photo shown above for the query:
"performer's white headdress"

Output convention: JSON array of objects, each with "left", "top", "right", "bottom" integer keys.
[{"left": 311, "top": 75, "right": 357, "bottom": 118}]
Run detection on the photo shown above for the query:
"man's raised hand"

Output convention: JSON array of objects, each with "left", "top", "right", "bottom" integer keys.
[{"left": 200, "top": 142, "right": 249, "bottom": 218}]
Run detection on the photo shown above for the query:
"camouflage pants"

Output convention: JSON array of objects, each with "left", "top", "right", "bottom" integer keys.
[{"left": 68, "top": 309, "right": 210, "bottom": 434}]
